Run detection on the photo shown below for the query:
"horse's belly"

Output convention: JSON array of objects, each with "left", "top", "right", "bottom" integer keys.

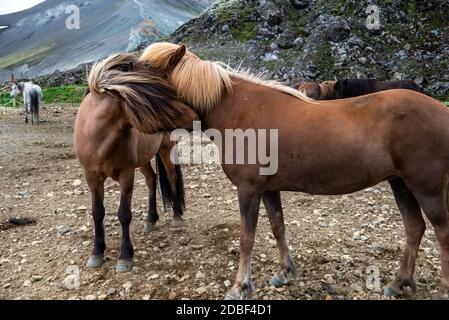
[{"left": 276, "top": 148, "right": 393, "bottom": 195}]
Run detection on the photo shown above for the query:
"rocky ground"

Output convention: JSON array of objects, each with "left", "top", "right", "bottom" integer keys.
[{"left": 0, "top": 105, "right": 443, "bottom": 300}]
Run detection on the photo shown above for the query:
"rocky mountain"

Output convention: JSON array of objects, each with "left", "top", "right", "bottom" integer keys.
[
  {"left": 172, "top": 0, "right": 449, "bottom": 99},
  {"left": 0, "top": 0, "right": 214, "bottom": 81}
]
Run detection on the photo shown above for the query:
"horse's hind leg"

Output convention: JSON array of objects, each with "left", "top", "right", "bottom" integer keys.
[
  {"left": 116, "top": 169, "right": 135, "bottom": 273},
  {"left": 157, "top": 145, "right": 185, "bottom": 227},
  {"left": 411, "top": 188, "right": 449, "bottom": 299},
  {"left": 85, "top": 173, "right": 106, "bottom": 268},
  {"left": 384, "top": 178, "right": 425, "bottom": 297},
  {"left": 140, "top": 163, "right": 158, "bottom": 233},
  {"left": 262, "top": 190, "right": 297, "bottom": 287}
]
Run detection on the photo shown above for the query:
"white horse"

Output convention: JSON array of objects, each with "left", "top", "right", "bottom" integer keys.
[{"left": 11, "top": 82, "right": 43, "bottom": 124}]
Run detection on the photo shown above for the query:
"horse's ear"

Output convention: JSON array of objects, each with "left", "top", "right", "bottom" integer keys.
[
  {"left": 168, "top": 44, "right": 186, "bottom": 70},
  {"left": 11, "top": 74, "right": 16, "bottom": 84}
]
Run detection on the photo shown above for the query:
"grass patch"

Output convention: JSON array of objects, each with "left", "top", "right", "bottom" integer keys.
[
  {"left": 41, "top": 85, "right": 87, "bottom": 104},
  {"left": 0, "top": 43, "right": 56, "bottom": 69},
  {"left": 0, "top": 85, "right": 87, "bottom": 107}
]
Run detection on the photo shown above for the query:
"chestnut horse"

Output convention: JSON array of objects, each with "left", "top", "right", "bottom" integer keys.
[
  {"left": 298, "top": 80, "right": 336, "bottom": 100},
  {"left": 89, "top": 44, "right": 449, "bottom": 300},
  {"left": 74, "top": 54, "right": 186, "bottom": 272}
]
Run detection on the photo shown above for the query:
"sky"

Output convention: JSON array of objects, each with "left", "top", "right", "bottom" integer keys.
[{"left": 0, "top": 0, "right": 45, "bottom": 15}]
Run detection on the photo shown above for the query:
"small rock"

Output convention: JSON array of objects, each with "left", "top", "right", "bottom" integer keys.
[
  {"left": 56, "top": 225, "right": 70, "bottom": 235},
  {"left": 107, "top": 288, "right": 116, "bottom": 295},
  {"left": 262, "top": 52, "right": 278, "bottom": 62},
  {"left": 72, "top": 179, "right": 82, "bottom": 186},
  {"left": 195, "top": 286, "right": 207, "bottom": 294},
  {"left": 142, "top": 295, "right": 151, "bottom": 300},
  {"left": 196, "top": 270, "right": 205, "bottom": 279},
  {"left": 224, "top": 280, "right": 231, "bottom": 287},
  {"left": 23, "top": 280, "right": 31, "bottom": 287},
  {"left": 18, "top": 191, "right": 30, "bottom": 198},
  {"left": 350, "top": 283, "right": 363, "bottom": 293},
  {"left": 168, "top": 292, "right": 177, "bottom": 300},
  {"left": 85, "top": 294, "right": 97, "bottom": 300},
  {"left": 221, "top": 24, "right": 230, "bottom": 33},
  {"left": 352, "top": 231, "right": 361, "bottom": 240},
  {"left": 76, "top": 206, "right": 87, "bottom": 212},
  {"left": 148, "top": 274, "right": 159, "bottom": 280},
  {"left": 290, "top": 0, "right": 309, "bottom": 10},
  {"left": 123, "top": 282, "right": 133, "bottom": 293}
]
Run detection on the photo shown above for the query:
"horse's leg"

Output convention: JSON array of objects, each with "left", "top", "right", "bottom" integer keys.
[
  {"left": 412, "top": 190, "right": 449, "bottom": 299},
  {"left": 35, "top": 102, "right": 39, "bottom": 124},
  {"left": 85, "top": 174, "right": 106, "bottom": 268},
  {"left": 225, "top": 186, "right": 261, "bottom": 300},
  {"left": 384, "top": 178, "right": 425, "bottom": 297},
  {"left": 24, "top": 101, "right": 29, "bottom": 123},
  {"left": 158, "top": 147, "right": 184, "bottom": 226},
  {"left": 262, "top": 190, "right": 297, "bottom": 287},
  {"left": 139, "top": 163, "right": 158, "bottom": 233},
  {"left": 115, "top": 169, "right": 135, "bottom": 273}
]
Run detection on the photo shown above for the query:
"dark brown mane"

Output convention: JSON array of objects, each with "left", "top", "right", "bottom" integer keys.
[{"left": 88, "top": 53, "right": 183, "bottom": 133}]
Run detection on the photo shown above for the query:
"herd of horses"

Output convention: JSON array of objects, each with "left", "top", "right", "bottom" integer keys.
[{"left": 12, "top": 42, "right": 449, "bottom": 300}]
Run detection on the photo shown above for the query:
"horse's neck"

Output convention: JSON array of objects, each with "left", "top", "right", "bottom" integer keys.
[{"left": 201, "top": 78, "right": 308, "bottom": 130}]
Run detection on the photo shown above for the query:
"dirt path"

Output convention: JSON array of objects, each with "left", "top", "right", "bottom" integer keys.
[{"left": 0, "top": 105, "right": 442, "bottom": 300}]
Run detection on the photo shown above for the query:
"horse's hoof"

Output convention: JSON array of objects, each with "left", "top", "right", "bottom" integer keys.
[
  {"left": 144, "top": 222, "right": 155, "bottom": 233},
  {"left": 115, "top": 260, "right": 133, "bottom": 273},
  {"left": 383, "top": 286, "right": 402, "bottom": 297},
  {"left": 86, "top": 255, "right": 104, "bottom": 268},
  {"left": 269, "top": 274, "right": 288, "bottom": 287},
  {"left": 172, "top": 217, "right": 184, "bottom": 227}
]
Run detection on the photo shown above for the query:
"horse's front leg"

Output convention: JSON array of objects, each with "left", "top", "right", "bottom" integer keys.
[
  {"left": 85, "top": 174, "right": 106, "bottom": 268},
  {"left": 225, "top": 186, "right": 261, "bottom": 300},
  {"left": 116, "top": 169, "right": 135, "bottom": 273}
]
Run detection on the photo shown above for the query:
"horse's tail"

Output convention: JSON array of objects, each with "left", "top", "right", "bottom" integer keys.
[
  {"left": 155, "top": 153, "right": 185, "bottom": 213},
  {"left": 29, "top": 90, "right": 39, "bottom": 123}
]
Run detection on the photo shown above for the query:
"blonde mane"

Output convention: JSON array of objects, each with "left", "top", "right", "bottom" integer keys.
[{"left": 139, "top": 42, "right": 315, "bottom": 112}]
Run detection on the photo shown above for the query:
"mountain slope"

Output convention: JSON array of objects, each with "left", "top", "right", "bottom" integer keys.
[
  {"left": 0, "top": 0, "right": 212, "bottom": 80},
  {"left": 171, "top": 0, "right": 449, "bottom": 99}
]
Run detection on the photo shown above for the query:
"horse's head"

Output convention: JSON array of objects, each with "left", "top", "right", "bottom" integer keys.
[
  {"left": 88, "top": 52, "right": 199, "bottom": 135},
  {"left": 10, "top": 83, "right": 21, "bottom": 98},
  {"left": 298, "top": 82, "right": 321, "bottom": 99}
]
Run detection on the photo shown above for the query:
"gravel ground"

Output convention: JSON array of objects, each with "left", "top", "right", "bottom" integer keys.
[{"left": 0, "top": 105, "right": 442, "bottom": 300}]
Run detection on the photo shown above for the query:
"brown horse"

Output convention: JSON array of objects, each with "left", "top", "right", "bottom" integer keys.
[
  {"left": 334, "top": 79, "right": 423, "bottom": 99},
  {"left": 298, "top": 81, "right": 336, "bottom": 100},
  {"left": 299, "top": 79, "right": 423, "bottom": 100},
  {"left": 74, "top": 54, "right": 187, "bottom": 272},
  {"left": 90, "top": 44, "right": 449, "bottom": 300}
]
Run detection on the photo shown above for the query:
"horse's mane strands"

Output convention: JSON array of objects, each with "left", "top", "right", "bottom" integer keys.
[
  {"left": 88, "top": 53, "right": 180, "bottom": 133},
  {"left": 224, "top": 64, "right": 316, "bottom": 103},
  {"left": 140, "top": 43, "right": 316, "bottom": 112}
]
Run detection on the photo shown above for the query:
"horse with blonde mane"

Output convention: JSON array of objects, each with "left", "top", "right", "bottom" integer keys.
[
  {"left": 88, "top": 43, "right": 449, "bottom": 300},
  {"left": 74, "top": 54, "right": 187, "bottom": 272}
]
